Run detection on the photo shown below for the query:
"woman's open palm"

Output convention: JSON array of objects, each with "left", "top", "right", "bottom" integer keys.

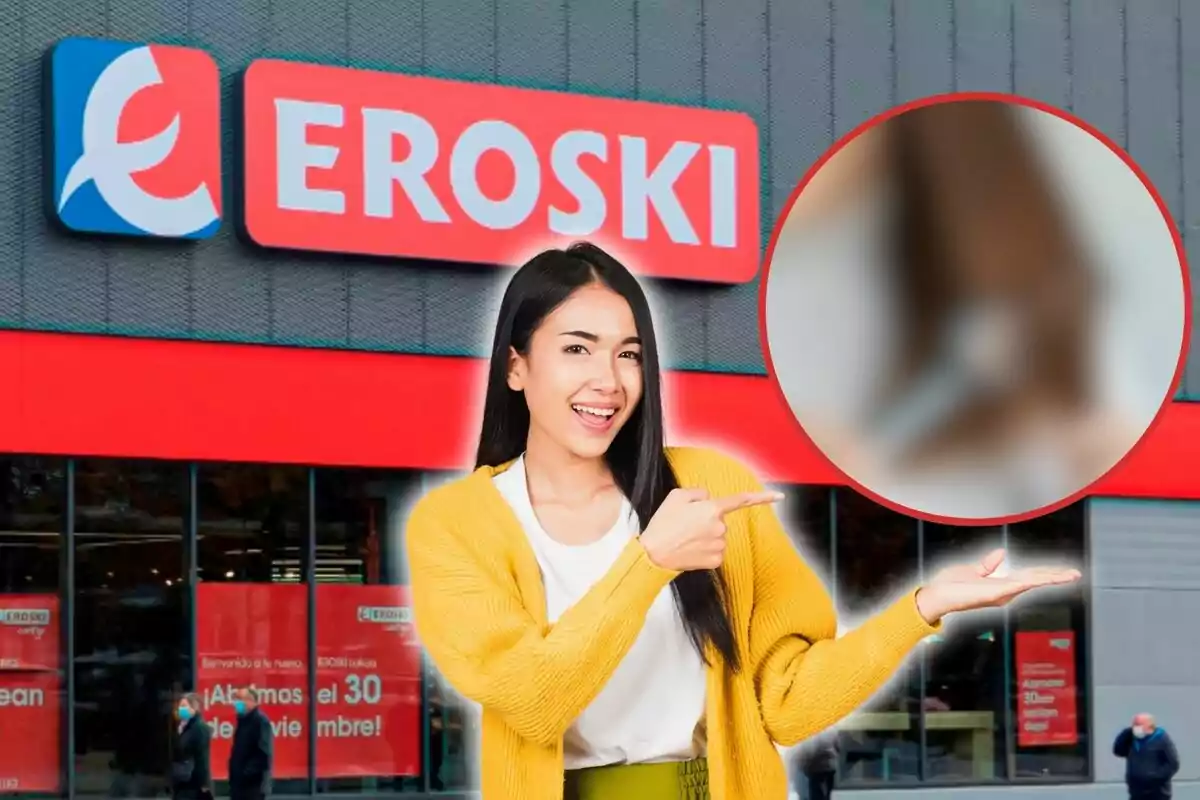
[{"left": 918, "top": 548, "right": 1081, "bottom": 621}]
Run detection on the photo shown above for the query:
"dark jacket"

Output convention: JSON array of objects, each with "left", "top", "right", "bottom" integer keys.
[
  {"left": 1114, "top": 727, "right": 1180, "bottom": 798},
  {"left": 171, "top": 715, "right": 212, "bottom": 800},
  {"left": 799, "top": 730, "right": 841, "bottom": 775},
  {"left": 229, "top": 707, "right": 274, "bottom": 797}
]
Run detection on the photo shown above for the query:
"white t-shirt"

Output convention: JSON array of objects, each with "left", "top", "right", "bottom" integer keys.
[{"left": 492, "top": 455, "right": 708, "bottom": 769}]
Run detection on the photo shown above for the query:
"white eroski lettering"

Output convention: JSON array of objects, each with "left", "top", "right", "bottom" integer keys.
[
  {"left": 619, "top": 136, "right": 701, "bottom": 245},
  {"left": 708, "top": 144, "right": 737, "bottom": 248},
  {"left": 549, "top": 130, "right": 607, "bottom": 235},
  {"left": 275, "top": 99, "right": 345, "bottom": 214},
  {"left": 0, "top": 687, "right": 45, "bottom": 707},
  {"left": 362, "top": 108, "right": 450, "bottom": 223},
  {"left": 0, "top": 609, "right": 51, "bottom": 626},
  {"left": 450, "top": 120, "right": 541, "bottom": 230}
]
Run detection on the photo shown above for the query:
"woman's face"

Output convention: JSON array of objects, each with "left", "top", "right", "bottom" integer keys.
[{"left": 508, "top": 282, "right": 645, "bottom": 461}]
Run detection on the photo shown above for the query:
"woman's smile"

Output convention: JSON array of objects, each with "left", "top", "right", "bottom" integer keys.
[{"left": 571, "top": 402, "right": 620, "bottom": 433}]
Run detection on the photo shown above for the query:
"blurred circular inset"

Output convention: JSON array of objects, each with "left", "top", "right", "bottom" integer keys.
[{"left": 762, "top": 94, "right": 1190, "bottom": 524}]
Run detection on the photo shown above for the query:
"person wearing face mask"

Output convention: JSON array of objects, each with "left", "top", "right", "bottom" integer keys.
[
  {"left": 1113, "top": 713, "right": 1180, "bottom": 799},
  {"left": 227, "top": 687, "right": 274, "bottom": 800},
  {"left": 170, "top": 693, "right": 212, "bottom": 800}
]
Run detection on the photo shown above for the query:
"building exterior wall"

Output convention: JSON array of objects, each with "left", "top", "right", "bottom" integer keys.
[
  {"left": 836, "top": 498, "right": 1200, "bottom": 800},
  {"left": 0, "top": 0, "right": 1196, "bottom": 385},
  {"left": 0, "top": 1, "right": 1197, "bottom": 798},
  {"left": 1087, "top": 499, "right": 1200, "bottom": 799}
]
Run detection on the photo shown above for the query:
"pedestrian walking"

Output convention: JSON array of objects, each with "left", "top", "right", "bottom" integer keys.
[
  {"left": 797, "top": 730, "right": 839, "bottom": 800},
  {"left": 170, "top": 692, "right": 212, "bottom": 800},
  {"left": 228, "top": 688, "right": 274, "bottom": 800}
]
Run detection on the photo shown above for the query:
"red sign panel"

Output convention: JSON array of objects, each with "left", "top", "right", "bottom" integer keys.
[
  {"left": 197, "top": 583, "right": 309, "bottom": 779},
  {"left": 1015, "top": 630, "right": 1079, "bottom": 747},
  {"left": 242, "top": 59, "right": 760, "bottom": 284},
  {"left": 196, "top": 583, "right": 422, "bottom": 780},
  {"left": 0, "top": 595, "right": 60, "bottom": 792},
  {"left": 315, "top": 585, "right": 422, "bottom": 777}
]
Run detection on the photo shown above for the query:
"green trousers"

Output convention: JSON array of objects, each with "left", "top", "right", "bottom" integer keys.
[{"left": 563, "top": 759, "right": 710, "bottom": 800}]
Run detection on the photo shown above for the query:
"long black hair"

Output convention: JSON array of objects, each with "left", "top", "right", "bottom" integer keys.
[{"left": 475, "top": 241, "right": 740, "bottom": 672}]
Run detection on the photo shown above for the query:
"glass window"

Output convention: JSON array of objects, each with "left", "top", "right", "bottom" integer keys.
[
  {"left": 775, "top": 484, "right": 833, "bottom": 581},
  {"left": 1006, "top": 502, "right": 1089, "bottom": 780},
  {"left": 0, "top": 457, "right": 66, "bottom": 796},
  {"left": 833, "top": 488, "right": 922, "bottom": 785},
  {"left": 312, "top": 467, "right": 426, "bottom": 794},
  {"left": 196, "top": 464, "right": 310, "bottom": 795},
  {"left": 72, "top": 459, "right": 189, "bottom": 798},
  {"left": 921, "top": 523, "right": 1007, "bottom": 782}
]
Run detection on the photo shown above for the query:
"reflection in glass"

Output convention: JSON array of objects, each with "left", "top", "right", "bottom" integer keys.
[
  {"left": 833, "top": 489, "right": 921, "bottom": 784},
  {"left": 313, "top": 468, "right": 424, "bottom": 794},
  {"left": 71, "top": 459, "right": 189, "bottom": 798},
  {"left": 775, "top": 485, "right": 833, "bottom": 582},
  {"left": 1007, "top": 504, "right": 1089, "bottom": 780},
  {"left": 196, "top": 464, "right": 310, "bottom": 795},
  {"left": 0, "top": 457, "right": 66, "bottom": 796},
  {"left": 922, "top": 524, "right": 1007, "bottom": 781}
]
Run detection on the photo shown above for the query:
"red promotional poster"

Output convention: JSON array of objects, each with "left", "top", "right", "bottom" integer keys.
[
  {"left": 0, "top": 671, "right": 60, "bottom": 792},
  {"left": 1015, "top": 630, "right": 1079, "bottom": 747},
  {"left": 0, "top": 594, "right": 59, "bottom": 671},
  {"left": 0, "top": 594, "right": 60, "bottom": 792},
  {"left": 315, "top": 585, "right": 422, "bottom": 777},
  {"left": 241, "top": 59, "right": 760, "bottom": 284},
  {"left": 196, "top": 583, "right": 309, "bottom": 779}
]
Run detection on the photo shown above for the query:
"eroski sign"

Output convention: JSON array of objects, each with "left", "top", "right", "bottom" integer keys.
[{"left": 242, "top": 60, "right": 760, "bottom": 283}]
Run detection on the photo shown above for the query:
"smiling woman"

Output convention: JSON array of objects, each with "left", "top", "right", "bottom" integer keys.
[{"left": 404, "top": 242, "right": 1081, "bottom": 800}]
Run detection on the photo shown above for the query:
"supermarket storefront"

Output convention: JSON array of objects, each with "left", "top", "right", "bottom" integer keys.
[{"left": 2, "top": 2, "right": 1199, "bottom": 799}]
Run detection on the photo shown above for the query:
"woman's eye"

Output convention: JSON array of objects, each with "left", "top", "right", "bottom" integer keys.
[
  {"left": 620, "top": 350, "right": 642, "bottom": 361},
  {"left": 564, "top": 344, "right": 589, "bottom": 355}
]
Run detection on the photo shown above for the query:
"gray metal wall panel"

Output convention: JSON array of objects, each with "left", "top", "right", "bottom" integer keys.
[
  {"left": 1089, "top": 500, "right": 1200, "bottom": 590},
  {"left": 22, "top": 1, "right": 110, "bottom": 332},
  {"left": 954, "top": 0, "right": 1015, "bottom": 93},
  {"left": 265, "top": 0, "right": 356, "bottom": 347},
  {"left": 0, "top": 0, "right": 28, "bottom": 322},
  {"left": 1126, "top": 1, "right": 1182, "bottom": 228},
  {"left": 895, "top": 0, "right": 953, "bottom": 103},
  {"left": 424, "top": 0, "right": 494, "bottom": 81},
  {"left": 765, "top": 0, "right": 830, "bottom": 221},
  {"left": 703, "top": 0, "right": 767, "bottom": 371},
  {"left": 344, "top": 1, "right": 425, "bottom": 352},
  {"left": 1013, "top": 0, "right": 1069, "bottom": 108},
  {"left": 635, "top": 0, "right": 702, "bottom": 104},
  {"left": 424, "top": 266, "right": 506, "bottom": 357},
  {"left": 420, "top": 1, "right": 501, "bottom": 357},
  {"left": 190, "top": 0, "right": 271, "bottom": 341},
  {"left": 498, "top": 0, "right": 567, "bottom": 88},
  {"left": 1088, "top": 499, "right": 1200, "bottom": 787},
  {"left": 567, "top": 0, "right": 635, "bottom": 94},
  {"left": 831, "top": 0, "right": 894, "bottom": 138},
  {"left": 99, "top": 0, "right": 190, "bottom": 335},
  {"left": 347, "top": 263, "right": 424, "bottom": 351},
  {"left": 1, "top": 0, "right": 1195, "bottom": 383},
  {"left": 1183, "top": 0, "right": 1200, "bottom": 397},
  {"left": 629, "top": 0, "right": 708, "bottom": 370},
  {"left": 1068, "top": 0, "right": 1126, "bottom": 147},
  {"left": 347, "top": 0, "right": 422, "bottom": 71}
]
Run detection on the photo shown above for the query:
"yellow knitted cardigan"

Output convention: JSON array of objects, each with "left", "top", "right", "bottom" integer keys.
[{"left": 405, "top": 446, "right": 940, "bottom": 800}]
